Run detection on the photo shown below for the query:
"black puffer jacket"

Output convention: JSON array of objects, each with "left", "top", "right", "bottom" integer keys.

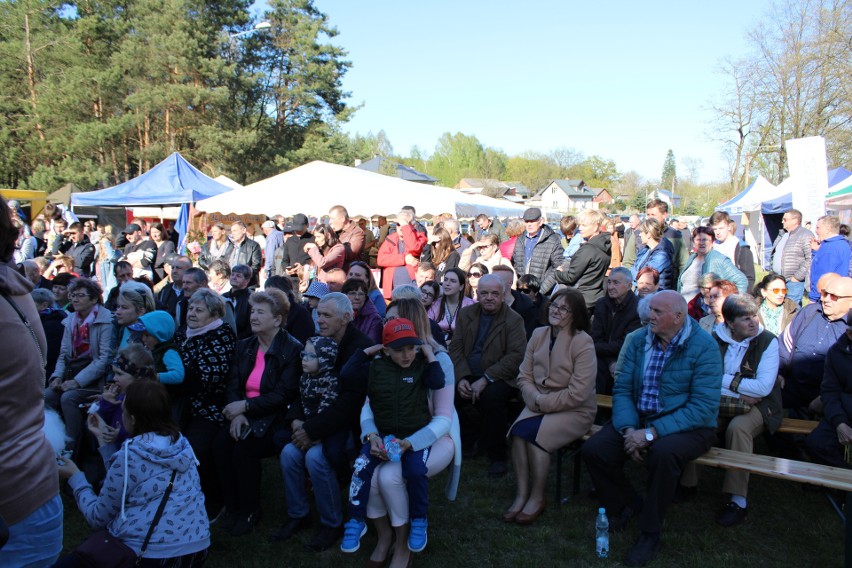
[
  {"left": 512, "top": 224, "right": 564, "bottom": 295},
  {"left": 822, "top": 333, "right": 852, "bottom": 431},
  {"left": 226, "top": 329, "right": 303, "bottom": 437},
  {"left": 555, "top": 232, "right": 612, "bottom": 309}
]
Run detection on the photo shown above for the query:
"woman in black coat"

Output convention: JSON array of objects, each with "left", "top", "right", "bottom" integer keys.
[
  {"left": 555, "top": 210, "right": 612, "bottom": 317},
  {"left": 212, "top": 288, "right": 302, "bottom": 537}
]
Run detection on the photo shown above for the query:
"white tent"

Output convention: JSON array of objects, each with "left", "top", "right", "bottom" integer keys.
[{"left": 195, "top": 161, "right": 527, "bottom": 219}]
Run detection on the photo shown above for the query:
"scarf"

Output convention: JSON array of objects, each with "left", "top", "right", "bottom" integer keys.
[
  {"left": 186, "top": 318, "right": 224, "bottom": 338},
  {"left": 71, "top": 306, "right": 98, "bottom": 358}
]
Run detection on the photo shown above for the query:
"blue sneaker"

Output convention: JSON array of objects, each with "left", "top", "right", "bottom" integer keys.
[
  {"left": 340, "top": 519, "right": 367, "bottom": 553},
  {"left": 408, "top": 518, "right": 428, "bottom": 552}
]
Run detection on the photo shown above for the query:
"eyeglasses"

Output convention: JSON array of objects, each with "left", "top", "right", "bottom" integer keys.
[
  {"left": 549, "top": 303, "right": 571, "bottom": 316},
  {"left": 768, "top": 288, "right": 787, "bottom": 294},
  {"left": 420, "top": 290, "right": 435, "bottom": 298},
  {"left": 300, "top": 352, "right": 318, "bottom": 360},
  {"left": 468, "top": 272, "right": 482, "bottom": 278},
  {"left": 821, "top": 290, "right": 852, "bottom": 302},
  {"left": 69, "top": 293, "right": 90, "bottom": 299}
]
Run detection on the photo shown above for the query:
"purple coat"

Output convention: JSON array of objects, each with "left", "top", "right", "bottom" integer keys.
[{"left": 352, "top": 295, "right": 382, "bottom": 344}]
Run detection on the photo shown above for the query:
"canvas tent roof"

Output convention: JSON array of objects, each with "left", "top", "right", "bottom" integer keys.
[
  {"left": 717, "top": 176, "right": 776, "bottom": 214},
  {"left": 71, "top": 153, "right": 233, "bottom": 207},
  {"left": 195, "top": 160, "right": 526, "bottom": 219}
]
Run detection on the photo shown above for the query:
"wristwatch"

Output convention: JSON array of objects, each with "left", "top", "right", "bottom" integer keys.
[{"left": 644, "top": 428, "right": 655, "bottom": 443}]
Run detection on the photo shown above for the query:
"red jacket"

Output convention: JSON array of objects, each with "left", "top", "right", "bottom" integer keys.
[{"left": 377, "top": 224, "right": 427, "bottom": 299}]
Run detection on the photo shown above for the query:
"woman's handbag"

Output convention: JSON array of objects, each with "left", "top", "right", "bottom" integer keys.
[
  {"left": 718, "top": 395, "right": 752, "bottom": 418},
  {"left": 73, "top": 470, "right": 177, "bottom": 568},
  {"left": 63, "top": 355, "right": 93, "bottom": 382}
]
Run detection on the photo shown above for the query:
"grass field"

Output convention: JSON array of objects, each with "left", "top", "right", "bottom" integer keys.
[{"left": 60, "top": 438, "right": 845, "bottom": 568}]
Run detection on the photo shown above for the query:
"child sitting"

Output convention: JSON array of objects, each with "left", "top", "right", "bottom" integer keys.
[
  {"left": 340, "top": 318, "right": 444, "bottom": 555},
  {"left": 128, "top": 310, "right": 184, "bottom": 385},
  {"left": 89, "top": 343, "right": 157, "bottom": 462}
]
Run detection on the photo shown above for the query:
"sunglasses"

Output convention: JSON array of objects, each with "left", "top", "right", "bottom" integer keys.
[
  {"left": 768, "top": 288, "right": 787, "bottom": 294},
  {"left": 517, "top": 288, "right": 531, "bottom": 293},
  {"left": 821, "top": 290, "right": 852, "bottom": 302},
  {"left": 469, "top": 272, "right": 482, "bottom": 278}
]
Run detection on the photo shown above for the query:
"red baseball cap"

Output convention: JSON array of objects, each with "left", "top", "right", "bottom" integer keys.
[{"left": 382, "top": 318, "right": 422, "bottom": 349}]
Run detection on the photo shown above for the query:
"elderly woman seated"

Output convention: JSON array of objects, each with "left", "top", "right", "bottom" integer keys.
[
  {"left": 678, "top": 294, "right": 780, "bottom": 527},
  {"left": 175, "top": 287, "right": 236, "bottom": 518}
]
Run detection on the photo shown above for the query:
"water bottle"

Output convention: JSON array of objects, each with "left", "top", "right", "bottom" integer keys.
[
  {"left": 595, "top": 507, "right": 609, "bottom": 558},
  {"left": 383, "top": 435, "right": 401, "bottom": 462}
]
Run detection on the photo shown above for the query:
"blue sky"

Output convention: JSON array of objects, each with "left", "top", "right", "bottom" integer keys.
[{"left": 299, "top": 1, "right": 772, "bottom": 183}]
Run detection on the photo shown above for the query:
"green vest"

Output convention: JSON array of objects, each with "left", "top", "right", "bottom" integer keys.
[{"left": 368, "top": 355, "right": 432, "bottom": 439}]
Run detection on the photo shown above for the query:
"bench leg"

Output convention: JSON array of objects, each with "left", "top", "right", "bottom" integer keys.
[
  {"left": 573, "top": 448, "right": 582, "bottom": 497},
  {"left": 555, "top": 448, "right": 564, "bottom": 508}
]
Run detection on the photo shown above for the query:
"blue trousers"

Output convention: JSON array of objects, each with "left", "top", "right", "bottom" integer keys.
[
  {"left": 0, "top": 494, "right": 62, "bottom": 568},
  {"left": 348, "top": 443, "right": 430, "bottom": 521}
]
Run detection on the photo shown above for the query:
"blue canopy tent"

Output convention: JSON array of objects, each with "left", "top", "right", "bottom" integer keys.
[{"left": 71, "top": 153, "right": 234, "bottom": 252}]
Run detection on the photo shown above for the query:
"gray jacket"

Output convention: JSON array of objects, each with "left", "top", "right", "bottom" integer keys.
[
  {"left": 52, "top": 306, "right": 115, "bottom": 387},
  {"left": 770, "top": 226, "right": 814, "bottom": 282},
  {"left": 512, "top": 224, "right": 564, "bottom": 295}
]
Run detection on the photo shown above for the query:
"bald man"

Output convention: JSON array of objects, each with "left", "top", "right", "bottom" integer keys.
[
  {"left": 582, "top": 290, "right": 721, "bottom": 566},
  {"left": 780, "top": 274, "right": 852, "bottom": 417}
]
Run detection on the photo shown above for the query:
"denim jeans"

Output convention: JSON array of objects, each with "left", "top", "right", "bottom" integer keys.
[
  {"left": 348, "top": 444, "right": 430, "bottom": 521},
  {"left": 280, "top": 443, "right": 343, "bottom": 528},
  {"left": 0, "top": 494, "right": 62, "bottom": 568},
  {"left": 786, "top": 280, "right": 805, "bottom": 306}
]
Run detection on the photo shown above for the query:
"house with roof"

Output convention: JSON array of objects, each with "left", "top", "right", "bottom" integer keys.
[
  {"left": 591, "top": 188, "right": 614, "bottom": 205},
  {"left": 355, "top": 157, "right": 438, "bottom": 185},
  {"left": 649, "top": 189, "right": 682, "bottom": 210},
  {"left": 532, "top": 179, "right": 597, "bottom": 212},
  {"left": 456, "top": 178, "right": 513, "bottom": 198}
]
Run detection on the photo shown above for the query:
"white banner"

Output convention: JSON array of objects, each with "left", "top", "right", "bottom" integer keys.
[{"left": 785, "top": 136, "right": 827, "bottom": 224}]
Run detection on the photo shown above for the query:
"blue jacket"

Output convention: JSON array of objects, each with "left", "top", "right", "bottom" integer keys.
[
  {"left": 612, "top": 317, "right": 722, "bottom": 437},
  {"left": 679, "top": 249, "right": 748, "bottom": 294},
  {"left": 809, "top": 235, "right": 851, "bottom": 301},
  {"left": 632, "top": 237, "right": 674, "bottom": 290}
]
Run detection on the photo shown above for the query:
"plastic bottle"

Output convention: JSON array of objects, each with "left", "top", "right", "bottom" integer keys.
[
  {"left": 383, "top": 435, "right": 401, "bottom": 462},
  {"left": 595, "top": 507, "right": 609, "bottom": 558}
]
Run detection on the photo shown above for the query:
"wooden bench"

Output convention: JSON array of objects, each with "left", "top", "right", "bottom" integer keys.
[
  {"left": 554, "top": 395, "right": 852, "bottom": 566},
  {"left": 555, "top": 395, "right": 819, "bottom": 506}
]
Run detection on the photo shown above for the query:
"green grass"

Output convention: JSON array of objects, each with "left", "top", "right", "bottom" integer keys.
[{"left": 61, "top": 443, "right": 845, "bottom": 568}]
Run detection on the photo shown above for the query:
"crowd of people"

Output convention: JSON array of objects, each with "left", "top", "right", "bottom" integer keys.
[{"left": 2, "top": 194, "right": 852, "bottom": 568}]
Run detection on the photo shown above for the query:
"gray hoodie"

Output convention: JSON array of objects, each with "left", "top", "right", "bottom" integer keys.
[{"left": 68, "top": 432, "right": 210, "bottom": 558}]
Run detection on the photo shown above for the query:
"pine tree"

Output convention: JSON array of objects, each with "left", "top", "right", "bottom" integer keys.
[{"left": 661, "top": 149, "right": 677, "bottom": 191}]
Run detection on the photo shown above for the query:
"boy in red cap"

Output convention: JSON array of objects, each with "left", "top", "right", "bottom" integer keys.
[{"left": 340, "top": 318, "right": 444, "bottom": 555}]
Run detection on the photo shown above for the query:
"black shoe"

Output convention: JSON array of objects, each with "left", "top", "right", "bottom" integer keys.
[
  {"left": 228, "top": 509, "right": 261, "bottom": 537},
  {"left": 269, "top": 516, "right": 312, "bottom": 543},
  {"left": 214, "top": 510, "right": 239, "bottom": 532},
  {"left": 716, "top": 502, "right": 747, "bottom": 527},
  {"left": 305, "top": 524, "right": 344, "bottom": 552},
  {"left": 672, "top": 484, "right": 697, "bottom": 504},
  {"left": 487, "top": 460, "right": 508, "bottom": 477},
  {"left": 609, "top": 497, "right": 643, "bottom": 533},
  {"left": 624, "top": 532, "right": 661, "bottom": 567}
]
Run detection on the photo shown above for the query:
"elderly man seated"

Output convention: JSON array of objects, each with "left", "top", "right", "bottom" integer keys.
[
  {"left": 450, "top": 274, "right": 526, "bottom": 477},
  {"left": 779, "top": 274, "right": 852, "bottom": 418},
  {"left": 805, "top": 307, "right": 852, "bottom": 469},
  {"left": 589, "top": 267, "right": 641, "bottom": 395},
  {"left": 582, "top": 290, "right": 721, "bottom": 567}
]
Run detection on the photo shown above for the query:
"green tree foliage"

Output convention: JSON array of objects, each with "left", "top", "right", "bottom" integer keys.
[
  {"left": 661, "top": 149, "right": 677, "bottom": 191},
  {"left": 0, "top": 0, "right": 352, "bottom": 190},
  {"left": 424, "top": 132, "right": 487, "bottom": 186}
]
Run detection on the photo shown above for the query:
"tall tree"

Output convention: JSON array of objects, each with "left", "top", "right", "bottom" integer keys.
[{"left": 661, "top": 149, "right": 677, "bottom": 191}]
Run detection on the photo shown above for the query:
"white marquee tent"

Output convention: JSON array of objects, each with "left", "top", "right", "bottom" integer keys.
[{"left": 196, "top": 161, "right": 527, "bottom": 219}]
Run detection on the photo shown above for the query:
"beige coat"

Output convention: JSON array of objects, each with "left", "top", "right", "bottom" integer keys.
[{"left": 510, "top": 326, "right": 597, "bottom": 452}]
